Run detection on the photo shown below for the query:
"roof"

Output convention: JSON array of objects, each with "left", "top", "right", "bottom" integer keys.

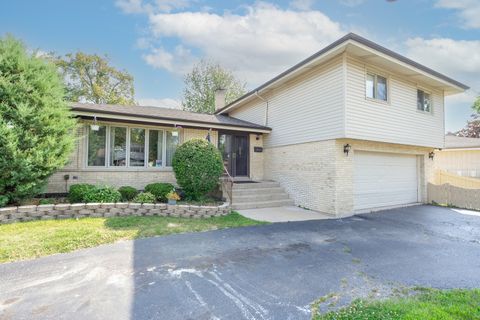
[
  {"left": 215, "top": 32, "right": 469, "bottom": 115},
  {"left": 444, "top": 135, "right": 480, "bottom": 149},
  {"left": 70, "top": 103, "right": 271, "bottom": 133}
]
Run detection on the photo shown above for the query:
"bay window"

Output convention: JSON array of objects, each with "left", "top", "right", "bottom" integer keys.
[
  {"left": 110, "top": 127, "right": 127, "bottom": 167},
  {"left": 148, "top": 130, "right": 164, "bottom": 167},
  {"left": 86, "top": 125, "right": 179, "bottom": 168},
  {"left": 129, "top": 128, "right": 145, "bottom": 167},
  {"left": 88, "top": 125, "right": 107, "bottom": 166}
]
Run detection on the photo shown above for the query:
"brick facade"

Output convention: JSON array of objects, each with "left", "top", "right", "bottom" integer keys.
[{"left": 263, "top": 139, "right": 433, "bottom": 216}]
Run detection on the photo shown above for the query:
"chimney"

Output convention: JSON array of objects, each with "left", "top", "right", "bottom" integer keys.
[{"left": 214, "top": 88, "right": 226, "bottom": 112}]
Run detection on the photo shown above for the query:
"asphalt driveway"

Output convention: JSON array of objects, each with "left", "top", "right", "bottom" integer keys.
[{"left": 1, "top": 205, "right": 480, "bottom": 320}]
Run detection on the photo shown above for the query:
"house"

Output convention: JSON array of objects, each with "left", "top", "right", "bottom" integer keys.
[
  {"left": 434, "top": 135, "right": 480, "bottom": 178},
  {"left": 46, "top": 33, "right": 468, "bottom": 216}
]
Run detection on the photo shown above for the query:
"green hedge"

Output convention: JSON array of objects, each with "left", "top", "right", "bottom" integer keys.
[
  {"left": 118, "top": 186, "right": 138, "bottom": 202},
  {"left": 83, "top": 186, "right": 121, "bottom": 203},
  {"left": 172, "top": 139, "right": 223, "bottom": 200},
  {"left": 133, "top": 192, "right": 156, "bottom": 203},
  {"left": 68, "top": 184, "right": 96, "bottom": 203},
  {"left": 144, "top": 182, "right": 174, "bottom": 202}
]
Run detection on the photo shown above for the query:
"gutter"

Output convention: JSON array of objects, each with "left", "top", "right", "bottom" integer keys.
[{"left": 255, "top": 91, "right": 269, "bottom": 127}]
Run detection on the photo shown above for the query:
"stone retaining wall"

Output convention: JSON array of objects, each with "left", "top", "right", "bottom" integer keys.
[{"left": 0, "top": 202, "right": 231, "bottom": 224}]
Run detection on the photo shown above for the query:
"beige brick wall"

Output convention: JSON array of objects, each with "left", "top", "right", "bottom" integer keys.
[
  {"left": 263, "top": 138, "right": 434, "bottom": 216},
  {"left": 263, "top": 140, "right": 337, "bottom": 214},
  {"left": 249, "top": 134, "right": 264, "bottom": 180}
]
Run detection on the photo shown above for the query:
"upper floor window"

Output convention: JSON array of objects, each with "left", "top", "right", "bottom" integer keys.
[
  {"left": 366, "top": 73, "right": 388, "bottom": 102},
  {"left": 87, "top": 125, "right": 179, "bottom": 168},
  {"left": 417, "top": 89, "right": 431, "bottom": 112}
]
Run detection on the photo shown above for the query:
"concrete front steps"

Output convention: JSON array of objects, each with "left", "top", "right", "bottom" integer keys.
[{"left": 231, "top": 181, "right": 294, "bottom": 210}]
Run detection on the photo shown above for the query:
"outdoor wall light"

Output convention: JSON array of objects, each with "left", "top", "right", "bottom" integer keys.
[
  {"left": 256, "top": 134, "right": 260, "bottom": 141},
  {"left": 429, "top": 151, "right": 435, "bottom": 160},
  {"left": 344, "top": 144, "right": 351, "bottom": 156},
  {"left": 90, "top": 116, "right": 100, "bottom": 131}
]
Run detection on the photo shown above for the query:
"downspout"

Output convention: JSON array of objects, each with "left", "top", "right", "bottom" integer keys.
[{"left": 255, "top": 90, "right": 269, "bottom": 127}]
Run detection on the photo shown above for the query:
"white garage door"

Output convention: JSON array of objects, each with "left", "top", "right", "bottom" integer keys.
[{"left": 354, "top": 152, "right": 419, "bottom": 212}]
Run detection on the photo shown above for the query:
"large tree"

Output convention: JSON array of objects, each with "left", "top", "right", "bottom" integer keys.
[
  {"left": 0, "top": 36, "right": 76, "bottom": 206},
  {"left": 182, "top": 60, "right": 246, "bottom": 114},
  {"left": 456, "top": 114, "right": 480, "bottom": 138},
  {"left": 55, "top": 52, "right": 135, "bottom": 105},
  {"left": 455, "top": 96, "right": 480, "bottom": 138}
]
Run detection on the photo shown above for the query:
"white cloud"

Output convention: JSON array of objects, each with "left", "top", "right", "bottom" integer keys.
[
  {"left": 142, "top": 45, "right": 195, "bottom": 74},
  {"left": 436, "top": 0, "right": 480, "bottom": 29},
  {"left": 144, "top": 2, "right": 345, "bottom": 85},
  {"left": 405, "top": 37, "right": 480, "bottom": 131},
  {"left": 137, "top": 97, "right": 182, "bottom": 109}
]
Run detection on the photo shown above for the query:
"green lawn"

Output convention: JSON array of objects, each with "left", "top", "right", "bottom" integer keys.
[
  {"left": 314, "top": 288, "right": 480, "bottom": 320},
  {"left": 0, "top": 212, "right": 267, "bottom": 263}
]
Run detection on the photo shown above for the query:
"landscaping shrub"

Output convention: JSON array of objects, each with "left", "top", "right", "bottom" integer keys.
[
  {"left": 144, "top": 182, "right": 174, "bottom": 202},
  {"left": 133, "top": 192, "right": 156, "bottom": 204},
  {"left": 68, "top": 184, "right": 95, "bottom": 203},
  {"left": 172, "top": 139, "right": 223, "bottom": 200},
  {"left": 39, "top": 198, "right": 55, "bottom": 205},
  {"left": 83, "top": 186, "right": 121, "bottom": 203},
  {"left": 118, "top": 186, "right": 138, "bottom": 202},
  {"left": 0, "top": 36, "right": 76, "bottom": 206}
]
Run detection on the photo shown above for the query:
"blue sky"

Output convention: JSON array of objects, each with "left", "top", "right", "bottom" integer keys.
[{"left": 2, "top": 0, "right": 479, "bottom": 132}]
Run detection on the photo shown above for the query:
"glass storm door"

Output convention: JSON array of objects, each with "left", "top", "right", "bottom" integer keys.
[{"left": 218, "top": 132, "right": 248, "bottom": 177}]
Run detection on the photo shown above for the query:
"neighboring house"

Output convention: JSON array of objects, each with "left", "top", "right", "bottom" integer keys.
[
  {"left": 47, "top": 33, "right": 468, "bottom": 216},
  {"left": 434, "top": 135, "right": 480, "bottom": 178}
]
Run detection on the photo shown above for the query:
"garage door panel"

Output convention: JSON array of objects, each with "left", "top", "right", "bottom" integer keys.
[{"left": 354, "top": 152, "right": 418, "bottom": 211}]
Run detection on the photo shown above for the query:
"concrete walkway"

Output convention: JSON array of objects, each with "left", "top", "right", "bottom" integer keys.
[{"left": 238, "top": 205, "right": 332, "bottom": 222}]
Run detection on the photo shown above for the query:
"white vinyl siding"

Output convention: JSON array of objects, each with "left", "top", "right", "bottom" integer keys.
[
  {"left": 230, "top": 56, "right": 344, "bottom": 148},
  {"left": 345, "top": 56, "right": 444, "bottom": 148},
  {"left": 354, "top": 151, "right": 419, "bottom": 211}
]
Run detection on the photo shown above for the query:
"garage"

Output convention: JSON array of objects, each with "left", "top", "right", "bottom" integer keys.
[{"left": 354, "top": 151, "right": 419, "bottom": 212}]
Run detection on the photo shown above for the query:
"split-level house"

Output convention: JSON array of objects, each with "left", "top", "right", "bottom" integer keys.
[{"left": 46, "top": 33, "right": 468, "bottom": 216}]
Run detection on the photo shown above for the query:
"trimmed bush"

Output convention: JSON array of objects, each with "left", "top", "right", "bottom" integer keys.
[
  {"left": 172, "top": 139, "right": 223, "bottom": 200},
  {"left": 144, "top": 182, "right": 174, "bottom": 202},
  {"left": 83, "top": 186, "right": 121, "bottom": 203},
  {"left": 68, "top": 184, "right": 95, "bottom": 203},
  {"left": 133, "top": 192, "right": 156, "bottom": 204},
  {"left": 118, "top": 186, "right": 138, "bottom": 202}
]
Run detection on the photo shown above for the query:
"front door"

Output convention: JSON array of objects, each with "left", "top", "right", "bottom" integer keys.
[{"left": 218, "top": 132, "right": 249, "bottom": 177}]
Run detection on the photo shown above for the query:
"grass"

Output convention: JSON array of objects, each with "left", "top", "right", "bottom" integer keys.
[
  {"left": 0, "top": 212, "right": 267, "bottom": 263},
  {"left": 313, "top": 288, "right": 480, "bottom": 320}
]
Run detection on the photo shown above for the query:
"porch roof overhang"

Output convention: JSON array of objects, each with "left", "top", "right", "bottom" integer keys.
[
  {"left": 71, "top": 103, "right": 272, "bottom": 134},
  {"left": 216, "top": 33, "right": 469, "bottom": 115}
]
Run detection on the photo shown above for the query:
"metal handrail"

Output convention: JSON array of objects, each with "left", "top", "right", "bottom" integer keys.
[{"left": 221, "top": 165, "right": 234, "bottom": 204}]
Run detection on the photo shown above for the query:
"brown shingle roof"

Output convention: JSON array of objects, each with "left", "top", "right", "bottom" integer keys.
[{"left": 70, "top": 103, "right": 271, "bottom": 131}]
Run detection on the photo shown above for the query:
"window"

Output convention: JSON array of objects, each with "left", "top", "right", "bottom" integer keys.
[
  {"left": 148, "top": 130, "right": 164, "bottom": 167},
  {"left": 110, "top": 127, "right": 127, "bottom": 166},
  {"left": 87, "top": 125, "right": 107, "bottom": 166},
  {"left": 129, "top": 128, "right": 145, "bottom": 167},
  {"left": 166, "top": 131, "right": 179, "bottom": 166},
  {"left": 417, "top": 89, "right": 431, "bottom": 112},
  {"left": 86, "top": 125, "right": 179, "bottom": 168},
  {"left": 366, "top": 73, "right": 388, "bottom": 101}
]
